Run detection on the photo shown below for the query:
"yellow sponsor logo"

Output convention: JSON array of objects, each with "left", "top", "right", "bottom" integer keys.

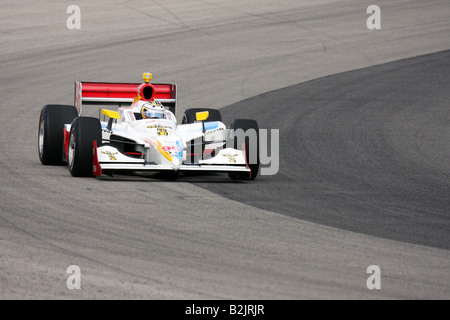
[
  {"left": 223, "top": 153, "right": 238, "bottom": 163},
  {"left": 146, "top": 124, "right": 171, "bottom": 136},
  {"left": 101, "top": 151, "right": 118, "bottom": 161}
]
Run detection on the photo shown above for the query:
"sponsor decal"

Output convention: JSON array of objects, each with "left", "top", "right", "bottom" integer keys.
[
  {"left": 205, "top": 127, "right": 224, "bottom": 134},
  {"left": 204, "top": 122, "right": 219, "bottom": 131},
  {"left": 146, "top": 124, "right": 172, "bottom": 136},
  {"left": 157, "top": 128, "right": 168, "bottom": 136},
  {"left": 146, "top": 124, "right": 172, "bottom": 129},
  {"left": 175, "top": 141, "right": 183, "bottom": 159},
  {"left": 101, "top": 150, "right": 118, "bottom": 161},
  {"left": 156, "top": 141, "right": 173, "bottom": 162},
  {"left": 162, "top": 145, "right": 181, "bottom": 153},
  {"left": 223, "top": 153, "right": 238, "bottom": 163},
  {"left": 146, "top": 124, "right": 172, "bottom": 137}
]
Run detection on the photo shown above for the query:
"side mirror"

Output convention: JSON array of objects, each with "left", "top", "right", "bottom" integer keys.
[{"left": 195, "top": 111, "right": 209, "bottom": 121}]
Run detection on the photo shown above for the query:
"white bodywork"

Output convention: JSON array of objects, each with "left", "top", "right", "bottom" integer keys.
[{"left": 67, "top": 100, "right": 250, "bottom": 174}]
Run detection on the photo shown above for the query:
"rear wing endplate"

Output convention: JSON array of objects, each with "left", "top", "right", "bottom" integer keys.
[{"left": 74, "top": 81, "right": 177, "bottom": 115}]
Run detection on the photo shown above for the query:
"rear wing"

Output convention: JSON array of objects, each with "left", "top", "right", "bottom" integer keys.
[{"left": 74, "top": 81, "right": 177, "bottom": 115}]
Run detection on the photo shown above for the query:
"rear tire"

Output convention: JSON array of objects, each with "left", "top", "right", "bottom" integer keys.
[
  {"left": 228, "top": 119, "right": 259, "bottom": 180},
  {"left": 38, "top": 105, "right": 78, "bottom": 165},
  {"left": 68, "top": 117, "right": 102, "bottom": 177},
  {"left": 182, "top": 108, "right": 222, "bottom": 124}
]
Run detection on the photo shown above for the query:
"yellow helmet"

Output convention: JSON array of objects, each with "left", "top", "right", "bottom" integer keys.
[{"left": 141, "top": 101, "right": 165, "bottom": 119}]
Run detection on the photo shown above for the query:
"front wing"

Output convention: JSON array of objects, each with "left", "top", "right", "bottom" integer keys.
[{"left": 95, "top": 145, "right": 251, "bottom": 175}]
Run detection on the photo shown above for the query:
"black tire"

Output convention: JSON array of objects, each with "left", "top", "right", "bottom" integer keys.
[
  {"left": 38, "top": 105, "right": 78, "bottom": 165},
  {"left": 228, "top": 119, "right": 260, "bottom": 180},
  {"left": 181, "top": 108, "right": 222, "bottom": 124},
  {"left": 68, "top": 117, "right": 102, "bottom": 177}
]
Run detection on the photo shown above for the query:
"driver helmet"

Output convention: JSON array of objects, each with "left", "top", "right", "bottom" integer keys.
[{"left": 141, "top": 101, "right": 166, "bottom": 119}]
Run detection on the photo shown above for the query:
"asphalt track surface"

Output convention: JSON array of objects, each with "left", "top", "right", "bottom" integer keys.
[
  {"left": 1, "top": 0, "right": 449, "bottom": 299},
  {"left": 198, "top": 50, "right": 450, "bottom": 250}
]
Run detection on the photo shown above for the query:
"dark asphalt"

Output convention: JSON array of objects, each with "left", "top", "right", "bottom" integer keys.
[{"left": 190, "top": 50, "right": 450, "bottom": 250}]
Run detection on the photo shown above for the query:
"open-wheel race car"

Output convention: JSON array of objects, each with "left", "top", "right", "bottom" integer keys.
[{"left": 38, "top": 73, "right": 259, "bottom": 180}]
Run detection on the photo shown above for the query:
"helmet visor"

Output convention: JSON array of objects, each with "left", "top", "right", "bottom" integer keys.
[{"left": 144, "top": 110, "right": 166, "bottom": 119}]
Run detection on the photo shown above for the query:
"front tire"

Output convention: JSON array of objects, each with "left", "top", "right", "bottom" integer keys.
[
  {"left": 38, "top": 105, "right": 78, "bottom": 165},
  {"left": 68, "top": 117, "right": 102, "bottom": 177}
]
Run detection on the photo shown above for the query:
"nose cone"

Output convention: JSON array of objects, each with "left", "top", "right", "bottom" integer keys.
[{"left": 171, "top": 157, "right": 181, "bottom": 171}]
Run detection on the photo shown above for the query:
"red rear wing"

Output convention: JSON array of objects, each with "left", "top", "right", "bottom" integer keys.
[{"left": 74, "top": 81, "right": 177, "bottom": 115}]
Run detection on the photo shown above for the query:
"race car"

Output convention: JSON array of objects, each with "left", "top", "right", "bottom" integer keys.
[{"left": 38, "top": 73, "right": 259, "bottom": 180}]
